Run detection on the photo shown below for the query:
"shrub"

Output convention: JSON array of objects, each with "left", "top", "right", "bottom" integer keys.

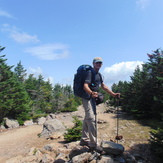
[
  {"left": 64, "top": 116, "right": 82, "bottom": 142},
  {"left": 149, "top": 128, "right": 163, "bottom": 161}
]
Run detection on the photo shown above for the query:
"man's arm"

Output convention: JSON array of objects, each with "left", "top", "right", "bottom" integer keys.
[
  {"left": 101, "top": 82, "right": 120, "bottom": 98},
  {"left": 83, "top": 83, "right": 98, "bottom": 98}
]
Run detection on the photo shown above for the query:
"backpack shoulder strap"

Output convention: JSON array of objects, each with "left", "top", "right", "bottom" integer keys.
[
  {"left": 90, "top": 69, "right": 96, "bottom": 83},
  {"left": 99, "top": 73, "right": 103, "bottom": 84}
]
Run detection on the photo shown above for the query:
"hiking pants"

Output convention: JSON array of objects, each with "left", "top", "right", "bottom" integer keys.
[{"left": 81, "top": 98, "right": 96, "bottom": 147}]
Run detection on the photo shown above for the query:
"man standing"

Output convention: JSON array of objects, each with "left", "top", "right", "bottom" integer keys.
[{"left": 80, "top": 57, "right": 120, "bottom": 151}]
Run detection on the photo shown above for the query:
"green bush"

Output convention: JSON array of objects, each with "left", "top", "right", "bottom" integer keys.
[
  {"left": 60, "top": 106, "right": 77, "bottom": 112},
  {"left": 150, "top": 128, "right": 163, "bottom": 161},
  {"left": 64, "top": 116, "right": 82, "bottom": 142},
  {"left": 61, "top": 98, "right": 78, "bottom": 112}
]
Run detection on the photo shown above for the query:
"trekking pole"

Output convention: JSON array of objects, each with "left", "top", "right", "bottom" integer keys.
[
  {"left": 116, "top": 98, "right": 119, "bottom": 144},
  {"left": 91, "top": 98, "right": 97, "bottom": 146},
  {"left": 91, "top": 98, "right": 98, "bottom": 161},
  {"left": 115, "top": 96, "right": 123, "bottom": 143}
]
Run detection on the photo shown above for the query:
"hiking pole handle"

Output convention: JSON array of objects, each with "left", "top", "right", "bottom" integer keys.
[{"left": 115, "top": 93, "right": 120, "bottom": 99}]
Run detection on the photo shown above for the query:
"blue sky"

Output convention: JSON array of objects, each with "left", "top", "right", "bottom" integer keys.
[{"left": 0, "top": 0, "right": 163, "bottom": 88}]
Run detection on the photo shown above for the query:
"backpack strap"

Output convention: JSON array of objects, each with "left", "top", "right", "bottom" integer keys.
[
  {"left": 99, "top": 73, "right": 103, "bottom": 84},
  {"left": 90, "top": 69, "right": 96, "bottom": 87}
]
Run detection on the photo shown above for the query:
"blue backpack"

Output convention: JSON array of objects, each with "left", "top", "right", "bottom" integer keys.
[{"left": 73, "top": 65, "right": 96, "bottom": 99}]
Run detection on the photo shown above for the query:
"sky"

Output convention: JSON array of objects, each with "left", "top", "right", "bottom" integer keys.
[{"left": 0, "top": 0, "right": 163, "bottom": 88}]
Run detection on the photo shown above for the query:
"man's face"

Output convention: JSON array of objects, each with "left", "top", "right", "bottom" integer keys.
[{"left": 93, "top": 62, "right": 102, "bottom": 70}]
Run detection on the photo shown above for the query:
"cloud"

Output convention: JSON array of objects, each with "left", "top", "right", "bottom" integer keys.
[
  {"left": 1, "top": 24, "right": 40, "bottom": 43},
  {"left": 27, "top": 67, "right": 54, "bottom": 85},
  {"left": 102, "top": 61, "right": 144, "bottom": 87},
  {"left": 136, "top": 0, "right": 150, "bottom": 9},
  {"left": 0, "top": 9, "right": 15, "bottom": 19},
  {"left": 11, "top": 31, "right": 40, "bottom": 43},
  {"left": 27, "top": 67, "right": 43, "bottom": 77},
  {"left": 25, "top": 43, "right": 69, "bottom": 60}
]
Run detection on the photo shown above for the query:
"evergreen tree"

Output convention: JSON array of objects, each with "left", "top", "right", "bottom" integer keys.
[
  {"left": 146, "top": 49, "right": 163, "bottom": 119},
  {"left": 24, "top": 74, "right": 54, "bottom": 114},
  {"left": 110, "top": 49, "right": 163, "bottom": 119},
  {"left": 0, "top": 47, "right": 30, "bottom": 124},
  {"left": 14, "top": 61, "right": 27, "bottom": 83},
  {"left": 52, "top": 84, "right": 64, "bottom": 112}
]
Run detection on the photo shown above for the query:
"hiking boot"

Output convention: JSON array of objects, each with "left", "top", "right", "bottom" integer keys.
[
  {"left": 95, "top": 145, "right": 103, "bottom": 153},
  {"left": 79, "top": 139, "right": 89, "bottom": 146},
  {"left": 88, "top": 145, "right": 103, "bottom": 153}
]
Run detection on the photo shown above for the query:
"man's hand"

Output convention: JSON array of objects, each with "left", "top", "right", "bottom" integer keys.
[
  {"left": 114, "top": 93, "right": 120, "bottom": 99},
  {"left": 91, "top": 91, "right": 98, "bottom": 98}
]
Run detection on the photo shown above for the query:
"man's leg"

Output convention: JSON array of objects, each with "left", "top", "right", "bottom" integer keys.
[{"left": 81, "top": 98, "right": 96, "bottom": 147}]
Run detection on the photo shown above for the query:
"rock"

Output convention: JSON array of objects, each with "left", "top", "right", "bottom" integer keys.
[
  {"left": 41, "top": 153, "right": 54, "bottom": 163},
  {"left": 0, "top": 124, "right": 5, "bottom": 129},
  {"left": 56, "top": 148, "right": 71, "bottom": 158},
  {"left": 69, "top": 146, "right": 90, "bottom": 159},
  {"left": 49, "top": 132, "right": 64, "bottom": 139},
  {"left": 37, "top": 117, "right": 46, "bottom": 125},
  {"left": 101, "top": 141, "right": 124, "bottom": 155},
  {"left": 24, "top": 120, "right": 33, "bottom": 126},
  {"left": 64, "top": 141, "right": 81, "bottom": 149},
  {"left": 98, "top": 155, "right": 114, "bottom": 163},
  {"left": 72, "top": 152, "right": 92, "bottom": 163},
  {"left": 40, "top": 119, "right": 66, "bottom": 138},
  {"left": 44, "top": 143, "right": 58, "bottom": 152},
  {"left": 46, "top": 113, "right": 56, "bottom": 120},
  {"left": 54, "top": 158, "right": 66, "bottom": 163},
  {"left": 114, "top": 156, "right": 126, "bottom": 163},
  {"left": 28, "top": 147, "right": 40, "bottom": 156},
  {"left": 4, "top": 118, "right": 19, "bottom": 129}
]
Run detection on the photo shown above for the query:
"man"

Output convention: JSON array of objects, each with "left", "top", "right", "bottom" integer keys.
[{"left": 80, "top": 57, "right": 120, "bottom": 151}]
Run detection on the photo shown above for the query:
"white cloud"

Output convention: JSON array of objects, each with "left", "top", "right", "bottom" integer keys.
[
  {"left": 27, "top": 67, "right": 54, "bottom": 85},
  {"left": 27, "top": 67, "right": 43, "bottom": 77},
  {"left": 1, "top": 24, "right": 40, "bottom": 43},
  {"left": 136, "top": 0, "right": 150, "bottom": 9},
  {"left": 102, "top": 61, "right": 144, "bottom": 87},
  {"left": 25, "top": 43, "right": 69, "bottom": 60},
  {"left": 11, "top": 31, "right": 40, "bottom": 43},
  {"left": 0, "top": 10, "right": 15, "bottom": 19}
]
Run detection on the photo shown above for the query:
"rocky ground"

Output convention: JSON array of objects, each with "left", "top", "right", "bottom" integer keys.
[{"left": 0, "top": 104, "right": 155, "bottom": 162}]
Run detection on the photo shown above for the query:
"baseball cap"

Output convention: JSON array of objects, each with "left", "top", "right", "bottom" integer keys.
[{"left": 93, "top": 57, "right": 103, "bottom": 63}]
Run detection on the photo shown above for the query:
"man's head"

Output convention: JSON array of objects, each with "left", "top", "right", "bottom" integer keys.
[
  {"left": 93, "top": 57, "right": 103, "bottom": 64},
  {"left": 93, "top": 57, "right": 103, "bottom": 71}
]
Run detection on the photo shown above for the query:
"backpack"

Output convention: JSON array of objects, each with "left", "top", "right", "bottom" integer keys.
[{"left": 73, "top": 65, "right": 96, "bottom": 99}]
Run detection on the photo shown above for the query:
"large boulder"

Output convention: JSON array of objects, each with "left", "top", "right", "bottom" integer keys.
[
  {"left": 24, "top": 120, "right": 33, "bottom": 126},
  {"left": 4, "top": 118, "right": 19, "bottom": 129},
  {"left": 40, "top": 119, "right": 66, "bottom": 138},
  {"left": 37, "top": 117, "right": 46, "bottom": 125},
  {"left": 46, "top": 113, "right": 56, "bottom": 120},
  {"left": 101, "top": 141, "right": 124, "bottom": 155}
]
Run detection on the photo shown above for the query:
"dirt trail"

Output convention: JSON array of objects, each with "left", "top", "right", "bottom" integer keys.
[
  {"left": 0, "top": 125, "right": 50, "bottom": 162},
  {"left": 0, "top": 104, "right": 151, "bottom": 162}
]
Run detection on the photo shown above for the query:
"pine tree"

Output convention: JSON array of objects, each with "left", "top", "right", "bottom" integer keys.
[
  {"left": 146, "top": 49, "right": 163, "bottom": 119},
  {"left": 14, "top": 61, "right": 27, "bottom": 83},
  {"left": 0, "top": 47, "right": 30, "bottom": 124}
]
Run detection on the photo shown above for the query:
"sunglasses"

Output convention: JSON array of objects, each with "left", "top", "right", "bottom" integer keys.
[{"left": 95, "top": 62, "right": 102, "bottom": 64}]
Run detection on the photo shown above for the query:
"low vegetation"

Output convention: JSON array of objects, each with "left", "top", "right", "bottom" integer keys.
[{"left": 64, "top": 116, "right": 82, "bottom": 142}]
